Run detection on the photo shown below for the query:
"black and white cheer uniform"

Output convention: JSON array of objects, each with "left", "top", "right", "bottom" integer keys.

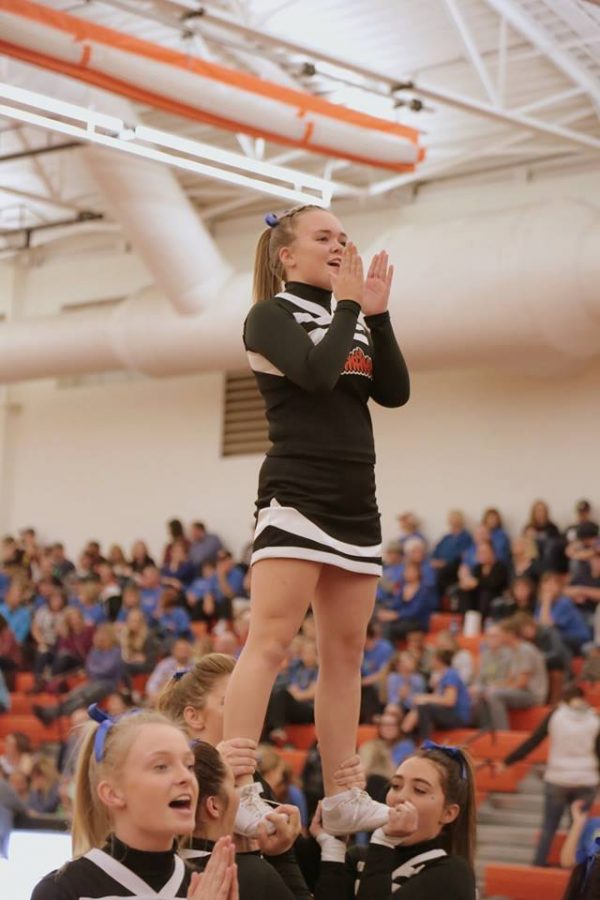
[
  {"left": 31, "top": 836, "right": 190, "bottom": 900},
  {"left": 181, "top": 837, "right": 296, "bottom": 900},
  {"left": 244, "top": 282, "right": 410, "bottom": 576}
]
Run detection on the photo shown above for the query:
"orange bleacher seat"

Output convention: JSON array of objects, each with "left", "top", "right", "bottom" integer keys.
[
  {"left": 456, "top": 635, "right": 481, "bottom": 653},
  {"left": 15, "top": 672, "right": 35, "bottom": 692},
  {"left": 286, "top": 724, "right": 316, "bottom": 750},
  {"left": 475, "top": 761, "right": 529, "bottom": 792},
  {"left": 357, "top": 725, "right": 377, "bottom": 746},
  {"left": 572, "top": 657, "right": 584, "bottom": 678},
  {"left": 429, "top": 613, "right": 462, "bottom": 633},
  {"left": 278, "top": 748, "right": 308, "bottom": 777},
  {"left": 509, "top": 706, "right": 551, "bottom": 730},
  {"left": 485, "top": 864, "right": 569, "bottom": 900},
  {"left": 0, "top": 712, "right": 70, "bottom": 745},
  {"left": 547, "top": 832, "right": 566, "bottom": 867},
  {"left": 431, "top": 729, "right": 549, "bottom": 764},
  {"left": 9, "top": 693, "right": 58, "bottom": 715}
]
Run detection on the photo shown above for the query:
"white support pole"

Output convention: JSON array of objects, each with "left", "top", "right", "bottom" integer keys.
[{"left": 443, "top": 0, "right": 500, "bottom": 105}]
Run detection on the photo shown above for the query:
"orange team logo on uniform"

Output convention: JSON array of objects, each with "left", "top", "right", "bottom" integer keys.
[{"left": 341, "top": 347, "right": 373, "bottom": 378}]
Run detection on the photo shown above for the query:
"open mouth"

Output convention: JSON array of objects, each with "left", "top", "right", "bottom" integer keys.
[
  {"left": 327, "top": 260, "right": 341, "bottom": 269},
  {"left": 169, "top": 795, "right": 193, "bottom": 811}
]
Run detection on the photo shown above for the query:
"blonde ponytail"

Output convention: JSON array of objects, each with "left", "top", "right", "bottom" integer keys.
[{"left": 252, "top": 205, "right": 323, "bottom": 304}]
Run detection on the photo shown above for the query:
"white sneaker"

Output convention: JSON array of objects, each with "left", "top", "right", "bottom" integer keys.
[
  {"left": 321, "top": 788, "right": 390, "bottom": 836},
  {"left": 234, "top": 782, "right": 278, "bottom": 838}
]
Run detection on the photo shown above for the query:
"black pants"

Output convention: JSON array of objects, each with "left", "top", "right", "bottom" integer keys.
[
  {"left": 383, "top": 618, "right": 424, "bottom": 644},
  {"left": 415, "top": 703, "right": 465, "bottom": 740},
  {"left": 265, "top": 688, "right": 314, "bottom": 734},
  {"left": 360, "top": 685, "right": 383, "bottom": 724}
]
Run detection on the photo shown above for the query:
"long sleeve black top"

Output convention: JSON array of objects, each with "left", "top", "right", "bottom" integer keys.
[
  {"left": 183, "top": 837, "right": 296, "bottom": 900},
  {"left": 244, "top": 282, "right": 410, "bottom": 465}
]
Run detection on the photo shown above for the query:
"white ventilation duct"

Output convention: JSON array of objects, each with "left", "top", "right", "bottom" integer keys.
[{"left": 0, "top": 200, "right": 599, "bottom": 383}]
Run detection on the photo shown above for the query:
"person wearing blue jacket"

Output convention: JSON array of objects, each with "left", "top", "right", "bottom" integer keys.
[
  {"left": 376, "top": 562, "right": 436, "bottom": 642},
  {"left": 536, "top": 572, "right": 591, "bottom": 654}
]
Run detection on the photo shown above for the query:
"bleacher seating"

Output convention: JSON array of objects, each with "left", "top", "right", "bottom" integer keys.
[{"left": 484, "top": 863, "right": 569, "bottom": 900}]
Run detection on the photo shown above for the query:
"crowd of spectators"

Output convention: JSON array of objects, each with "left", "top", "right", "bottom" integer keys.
[{"left": 0, "top": 499, "right": 599, "bottom": 855}]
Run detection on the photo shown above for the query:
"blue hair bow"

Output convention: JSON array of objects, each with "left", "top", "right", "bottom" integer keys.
[
  {"left": 264, "top": 212, "right": 279, "bottom": 227},
  {"left": 421, "top": 739, "right": 467, "bottom": 779},
  {"left": 172, "top": 669, "right": 190, "bottom": 682},
  {"left": 88, "top": 703, "right": 115, "bottom": 763}
]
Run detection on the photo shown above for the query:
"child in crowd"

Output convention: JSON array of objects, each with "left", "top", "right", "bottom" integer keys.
[
  {"left": 401, "top": 650, "right": 472, "bottom": 740},
  {"left": 386, "top": 651, "right": 426, "bottom": 710}
]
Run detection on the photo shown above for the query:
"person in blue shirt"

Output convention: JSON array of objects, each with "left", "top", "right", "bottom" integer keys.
[
  {"left": 376, "top": 562, "right": 436, "bottom": 641},
  {"left": 397, "top": 538, "right": 438, "bottom": 593},
  {"left": 160, "top": 540, "right": 196, "bottom": 588},
  {"left": 560, "top": 799, "right": 600, "bottom": 871},
  {"left": 360, "top": 622, "right": 394, "bottom": 723},
  {"left": 0, "top": 581, "right": 31, "bottom": 643},
  {"left": 482, "top": 507, "right": 512, "bottom": 565},
  {"left": 151, "top": 586, "right": 193, "bottom": 647},
  {"left": 431, "top": 510, "right": 474, "bottom": 595},
  {"left": 375, "top": 542, "right": 404, "bottom": 608},
  {"left": 386, "top": 650, "right": 427, "bottom": 710},
  {"left": 400, "top": 649, "right": 472, "bottom": 739},
  {"left": 264, "top": 638, "right": 318, "bottom": 744},
  {"left": 396, "top": 512, "right": 427, "bottom": 550},
  {"left": 138, "top": 564, "right": 163, "bottom": 619},
  {"left": 536, "top": 571, "right": 591, "bottom": 654}
]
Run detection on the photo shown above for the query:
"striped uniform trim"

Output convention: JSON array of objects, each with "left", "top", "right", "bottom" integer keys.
[
  {"left": 247, "top": 292, "right": 370, "bottom": 377},
  {"left": 252, "top": 500, "right": 382, "bottom": 576},
  {"left": 82, "top": 849, "right": 186, "bottom": 899}
]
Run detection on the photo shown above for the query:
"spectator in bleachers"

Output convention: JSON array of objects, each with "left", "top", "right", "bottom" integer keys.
[
  {"left": 358, "top": 707, "right": 415, "bottom": 804},
  {"left": 186, "top": 560, "right": 218, "bottom": 620},
  {"left": 477, "top": 617, "right": 548, "bottom": 730},
  {"left": 0, "top": 732, "right": 34, "bottom": 778},
  {"left": 106, "top": 543, "right": 132, "bottom": 580},
  {"left": 257, "top": 744, "right": 309, "bottom": 826},
  {"left": 145, "top": 636, "right": 194, "bottom": 703},
  {"left": 116, "top": 582, "right": 142, "bottom": 622},
  {"left": 119, "top": 608, "right": 160, "bottom": 681},
  {"left": 27, "top": 757, "right": 60, "bottom": 815},
  {"left": 0, "top": 773, "right": 27, "bottom": 858},
  {"left": 405, "top": 627, "right": 434, "bottom": 681},
  {"left": 0, "top": 669, "right": 9, "bottom": 713},
  {"left": 70, "top": 576, "right": 107, "bottom": 627},
  {"left": 469, "top": 623, "right": 511, "bottom": 704},
  {"left": 565, "top": 549, "right": 600, "bottom": 637},
  {"left": 162, "top": 518, "right": 190, "bottom": 567},
  {"left": 482, "top": 507, "right": 512, "bottom": 564},
  {"left": 264, "top": 640, "right": 318, "bottom": 745},
  {"left": 565, "top": 500, "right": 598, "bottom": 544},
  {"left": 48, "top": 542, "right": 75, "bottom": 581},
  {"left": 431, "top": 509, "right": 473, "bottom": 596},
  {"left": 396, "top": 511, "right": 427, "bottom": 550},
  {"left": 559, "top": 797, "right": 600, "bottom": 871},
  {"left": 457, "top": 540, "right": 509, "bottom": 621},
  {"left": 160, "top": 539, "right": 196, "bottom": 589},
  {"left": 491, "top": 574, "right": 537, "bottom": 620},
  {"left": 525, "top": 499, "right": 564, "bottom": 573},
  {"left": 386, "top": 650, "right": 426, "bottom": 710},
  {"left": 45, "top": 606, "right": 94, "bottom": 687},
  {"left": 401, "top": 648, "right": 472, "bottom": 739},
  {"left": 0, "top": 580, "right": 32, "bottom": 643},
  {"left": 33, "top": 623, "right": 123, "bottom": 726},
  {"left": 8, "top": 769, "right": 30, "bottom": 803},
  {"left": 0, "top": 612, "right": 22, "bottom": 690},
  {"left": 375, "top": 541, "right": 403, "bottom": 609},
  {"left": 499, "top": 684, "right": 600, "bottom": 868},
  {"left": 30, "top": 584, "right": 67, "bottom": 693},
  {"left": 138, "top": 564, "right": 163, "bottom": 618},
  {"left": 513, "top": 612, "right": 572, "bottom": 677},
  {"left": 152, "top": 586, "right": 193, "bottom": 646},
  {"left": 57, "top": 707, "right": 89, "bottom": 777},
  {"left": 401, "top": 537, "right": 438, "bottom": 593},
  {"left": 511, "top": 535, "right": 542, "bottom": 583},
  {"left": 96, "top": 562, "right": 122, "bottom": 620},
  {"left": 188, "top": 520, "right": 223, "bottom": 569},
  {"left": 376, "top": 561, "right": 435, "bottom": 641},
  {"left": 435, "top": 630, "right": 475, "bottom": 686},
  {"left": 566, "top": 521, "right": 600, "bottom": 582},
  {"left": 360, "top": 622, "right": 394, "bottom": 723},
  {"left": 536, "top": 571, "right": 591, "bottom": 655},
  {"left": 129, "top": 539, "right": 155, "bottom": 574}
]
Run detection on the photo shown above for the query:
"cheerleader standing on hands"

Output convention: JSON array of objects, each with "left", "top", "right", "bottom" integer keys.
[{"left": 223, "top": 204, "right": 410, "bottom": 836}]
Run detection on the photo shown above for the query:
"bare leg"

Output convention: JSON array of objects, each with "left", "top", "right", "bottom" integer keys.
[
  {"left": 223, "top": 557, "right": 320, "bottom": 785},
  {"left": 312, "top": 566, "right": 378, "bottom": 797}
]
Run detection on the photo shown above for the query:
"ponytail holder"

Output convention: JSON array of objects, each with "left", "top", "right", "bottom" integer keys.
[
  {"left": 264, "top": 212, "right": 279, "bottom": 228},
  {"left": 88, "top": 703, "right": 115, "bottom": 763},
  {"left": 421, "top": 739, "right": 467, "bottom": 779},
  {"left": 172, "top": 669, "right": 190, "bottom": 682}
]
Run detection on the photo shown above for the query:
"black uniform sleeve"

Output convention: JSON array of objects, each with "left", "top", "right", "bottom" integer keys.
[
  {"left": 357, "top": 846, "right": 476, "bottom": 900},
  {"left": 364, "top": 312, "right": 410, "bottom": 408},
  {"left": 244, "top": 298, "right": 361, "bottom": 393},
  {"left": 30, "top": 872, "right": 71, "bottom": 900},
  {"left": 265, "top": 848, "right": 312, "bottom": 900},
  {"left": 504, "top": 711, "right": 552, "bottom": 766},
  {"left": 314, "top": 860, "right": 353, "bottom": 900}
]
